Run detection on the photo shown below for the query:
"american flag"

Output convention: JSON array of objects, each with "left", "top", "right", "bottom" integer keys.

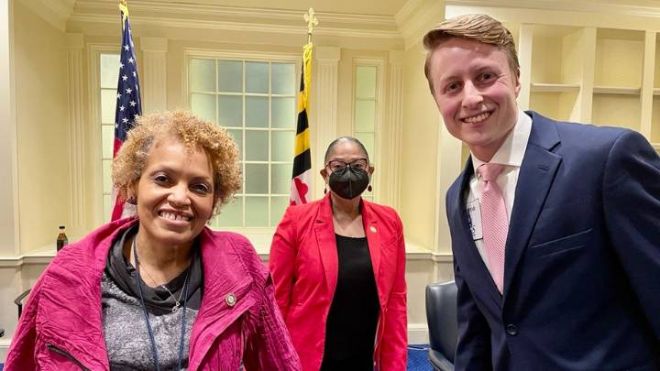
[{"left": 111, "top": 0, "right": 142, "bottom": 221}]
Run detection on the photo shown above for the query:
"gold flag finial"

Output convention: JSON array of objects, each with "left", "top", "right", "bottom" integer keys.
[
  {"left": 304, "top": 8, "right": 318, "bottom": 43},
  {"left": 119, "top": 0, "right": 129, "bottom": 21}
]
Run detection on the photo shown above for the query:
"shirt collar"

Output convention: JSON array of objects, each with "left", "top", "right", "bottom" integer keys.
[{"left": 471, "top": 109, "right": 532, "bottom": 172}]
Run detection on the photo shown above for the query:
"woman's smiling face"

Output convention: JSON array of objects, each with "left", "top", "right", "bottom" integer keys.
[{"left": 131, "top": 136, "right": 215, "bottom": 249}]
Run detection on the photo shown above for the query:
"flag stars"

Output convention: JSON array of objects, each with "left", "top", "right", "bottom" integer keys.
[
  {"left": 125, "top": 88, "right": 132, "bottom": 94},
  {"left": 124, "top": 44, "right": 129, "bottom": 51},
  {"left": 122, "top": 117, "right": 129, "bottom": 123},
  {"left": 119, "top": 105, "right": 125, "bottom": 111},
  {"left": 122, "top": 75, "right": 128, "bottom": 81},
  {"left": 129, "top": 100, "right": 136, "bottom": 107},
  {"left": 119, "top": 62, "right": 124, "bottom": 69},
  {"left": 128, "top": 57, "right": 134, "bottom": 64},
  {"left": 117, "top": 93, "right": 121, "bottom": 99}
]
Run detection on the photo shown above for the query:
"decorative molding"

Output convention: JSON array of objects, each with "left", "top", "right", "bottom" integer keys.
[
  {"left": 445, "top": 0, "right": 660, "bottom": 19},
  {"left": 140, "top": 37, "right": 168, "bottom": 113},
  {"left": 16, "top": 0, "right": 75, "bottom": 31},
  {"left": 313, "top": 46, "right": 341, "bottom": 200},
  {"left": 395, "top": 0, "right": 444, "bottom": 49},
  {"left": 385, "top": 51, "right": 405, "bottom": 209},
  {"left": 65, "top": 33, "right": 86, "bottom": 236},
  {"left": 0, "top": 0, "right": 20, "bottom": 255},
  {"left": 69, "top": 1, "right": 400, "bottom": 41}
]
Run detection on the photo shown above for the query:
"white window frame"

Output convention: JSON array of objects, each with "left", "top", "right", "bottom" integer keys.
[
  {"left": 184, "top": 49, "right": 301, "bottom": 238},
  {"left": 352, "top": 58, "right": 385, "bottom": 202}
]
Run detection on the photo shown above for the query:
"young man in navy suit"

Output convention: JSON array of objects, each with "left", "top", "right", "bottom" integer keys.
[{"left": 424, "top": 14, "right": 660, "bottom": 370}]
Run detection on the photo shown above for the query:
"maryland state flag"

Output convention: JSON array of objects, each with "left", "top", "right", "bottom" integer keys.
[{"left": 290, "top": 42, "right": 313, "bottom": 205}]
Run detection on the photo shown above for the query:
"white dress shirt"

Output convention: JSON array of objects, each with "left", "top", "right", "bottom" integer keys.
[{"left": 464, "top": 109, "right": 532, "bottom": 268}]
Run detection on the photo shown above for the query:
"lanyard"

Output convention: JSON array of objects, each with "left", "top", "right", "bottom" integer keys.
[{"left": 134, "top": 240, "right": 190, "bottom": 371}]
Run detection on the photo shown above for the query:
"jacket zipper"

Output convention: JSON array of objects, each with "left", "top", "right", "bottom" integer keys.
[{"left": 47, "top": 343, "right": 91, "bottom": 371}]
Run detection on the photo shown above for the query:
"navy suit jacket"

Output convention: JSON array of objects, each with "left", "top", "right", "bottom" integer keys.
[{"left": 446, "top": 111, "right": 660, "bottom": 370}]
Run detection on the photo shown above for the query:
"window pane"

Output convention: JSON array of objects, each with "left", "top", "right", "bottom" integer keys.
[
  {"left": 272, "top": 97, "right": 295, "bottom": 128},
  {"left": 227, "top": 129, "right": 243, "bottom": 158},
  {"left": 218, "top": 95, "right": 242, "bottom": 126},
  {"left": 101, "top": 89, "right": 118, "bottom": 124},
  {"left": 271, "top": 164, "right": 291, "bottom": 194},
  {"left": 103, "top": 159, "right": 112, "bottom": 193},
  {"left": 102, "top": 125, "right": 114, "bottom": 159},
  {"left": 218, "top": 60, "right": 242, "bottom": 93},
  {"left": 354, "top": 100, "right": 376, "bottom": 131},
  {"left": 245, "top": 196, "right": 268, "bottom": 227},
  {"left": 246, "top": 62, "right": 269, "bottom": 94},
  {"left": 245, "top": 96, "right": 268, "bottom": 128},
  {"left": 355, "top": 132, "right": 375, "bottom": 161},
  {"left": 190, "top": 59, "right": 216, "bottom": 92},
  {"left": 245, "top": 130, "right": 268, "bottom": 161},
  {"left": 190, "top": 93, "right": 216, "bottom": 122},
  {"left": 356, "top": 66, "right": 377, "bottom": 98},
  {"left": 245, "top": 163, "right": 268, "bottom": 194},
  {"left": 271, "top": 130, "right": 294, "bottom": 162},
  {"left": 272, "top": 63, "right": 295, "bottom": 95},
  {"left": 216, "top": 196, "right": 243, "bottom": 227},
  {"left": 271, "top": 196, "right": 289, "bottom": 226},
  {"left": 100, "top": 54, "right": 119, "bottom": 89}
]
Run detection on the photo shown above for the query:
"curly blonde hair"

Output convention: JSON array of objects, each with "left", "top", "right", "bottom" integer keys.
[
  {"left": 423, "top": 14, "right": 520, "bottom": 93},
  {"left": 112, "top": 111, "right": 241, "bottom": 214}
]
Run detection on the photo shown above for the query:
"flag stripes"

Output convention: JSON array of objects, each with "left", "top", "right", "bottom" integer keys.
[{"left": 290, "top": 42, "right": 313, "bottom": 205}]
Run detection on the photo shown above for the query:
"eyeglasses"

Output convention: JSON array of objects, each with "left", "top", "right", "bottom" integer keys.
[{"left": 325, "top": 158, "right": 369, "bottom": 173}]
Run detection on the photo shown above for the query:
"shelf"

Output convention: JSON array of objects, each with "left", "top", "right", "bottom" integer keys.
[
  {"left": 593, "top": 86, "right": 641, "bottom": 95},
  {"left": 653, "top": 143, "right": 660, "bottom": 152},
  {"left": 654, "top": 88, "right": 660, "bottom": 96},
  {"left": 531, "top": 83, "right": 580, "bottom": 93}
]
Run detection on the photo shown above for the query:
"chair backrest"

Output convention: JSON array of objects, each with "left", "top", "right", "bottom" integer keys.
[{"left": 426, "top": 280, "right": 458, "bottom": 363}]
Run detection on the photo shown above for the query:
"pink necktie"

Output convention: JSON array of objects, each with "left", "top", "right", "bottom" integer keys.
[{"left": 478, "top": 163, "right": 508, "bottom": 294}]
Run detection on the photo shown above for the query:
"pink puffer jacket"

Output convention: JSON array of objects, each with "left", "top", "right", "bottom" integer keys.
[{"left": 5, "top": 218, "right": 301, "bottom": 370}]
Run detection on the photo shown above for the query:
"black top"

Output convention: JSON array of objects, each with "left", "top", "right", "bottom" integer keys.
[
  {"left": 321, "top": 234, "right": 380, "bottom": 370},
  {"left": 104, "top": 225, "right": 203, "bottom": 315}
]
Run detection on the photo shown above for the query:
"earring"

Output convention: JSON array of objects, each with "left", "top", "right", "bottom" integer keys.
[
  {"left": 324, "top": 187, "right": 328, "bottom": 194},
  {"left": 367, "top": 184, "right": 372, "bottom": 192},
  {"left": 127, "top": 196, "right": 136, "bottom": 205}
]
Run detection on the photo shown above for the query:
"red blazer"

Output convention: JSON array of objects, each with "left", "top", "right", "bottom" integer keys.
[{"left": 269, "top": 194, "right": 407, "bottom": 371}]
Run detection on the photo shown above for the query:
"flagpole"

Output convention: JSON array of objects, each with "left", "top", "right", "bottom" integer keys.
[{"left": 289, "top": 9, "right": 318, "bottom": 206}]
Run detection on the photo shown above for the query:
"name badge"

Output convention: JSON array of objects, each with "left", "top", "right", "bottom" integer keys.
[{"left": 466, "top": 199, "right": 483, "bottom": 241}]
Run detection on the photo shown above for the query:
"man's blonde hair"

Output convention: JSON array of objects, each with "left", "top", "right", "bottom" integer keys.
[{"left": 423, "top": 14, "right": 520, "bottom": 93}]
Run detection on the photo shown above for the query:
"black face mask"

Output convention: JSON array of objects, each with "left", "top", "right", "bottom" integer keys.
[{"left": 328, "top": 166, "right": 370, "bottom": 200}]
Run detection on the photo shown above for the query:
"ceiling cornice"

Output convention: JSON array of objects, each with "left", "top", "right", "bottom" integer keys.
[
  {"left": 445, "top": 0, "right": 660, "bottom": 19},
  {"left": 69, "top": 1, "right": 401, "bottom": 40},
  {"left": 18, "top": 0, "right": 76, "bottom": 31}
]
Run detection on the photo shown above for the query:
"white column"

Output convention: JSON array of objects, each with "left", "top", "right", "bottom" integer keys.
[
  {"left": 382, "top": 51, "right": 404, "bottom": 208},
  {"left": 66, "top": 33, "right": 86, "bottom": 238},
  {"left": 313, "top": 46, "right": 340, "bottom": 198},
  {"left": 517, "top": 24, "right": 533, "bottom": 110},
  {"left": 140, "top": 37, "right": 168, "bottom": 113},
  {"left": 0, "top": 0, "right": 18, "bottom": 254},
  {"left": 640, "top": 31, "right": 656, "bottom": 139}
]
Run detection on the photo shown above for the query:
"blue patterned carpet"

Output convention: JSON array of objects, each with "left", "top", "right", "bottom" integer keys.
[
  {"left": 408, "top": 344, "right": 432, "bottom": 371},
  {"left": 0, "top": 347, "right": 432, "bottom": 371}
]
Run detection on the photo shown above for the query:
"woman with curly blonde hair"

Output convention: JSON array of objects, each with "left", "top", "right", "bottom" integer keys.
[{"left": 6, "top": 111, "right": 300, "bottom": 370}]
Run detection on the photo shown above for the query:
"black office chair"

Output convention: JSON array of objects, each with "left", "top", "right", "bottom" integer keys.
[
  {"left": 15, "top": 289, "right": 31, "bottom": 318},
  {"left": 426, "top": 280, "right": 458, "bottom": 371}
]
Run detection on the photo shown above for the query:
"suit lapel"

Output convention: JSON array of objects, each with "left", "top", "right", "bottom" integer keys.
[
  {"left": 314, "top": 194, "right": 339, "bottom": 297},
  {"left": 503, "top": 113, "right": 562, "bottom": 298}
]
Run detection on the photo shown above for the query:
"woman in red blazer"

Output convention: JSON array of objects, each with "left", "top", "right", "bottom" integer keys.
[{"left": 270, "top": 136, "right": 407, "bottom": 370}]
